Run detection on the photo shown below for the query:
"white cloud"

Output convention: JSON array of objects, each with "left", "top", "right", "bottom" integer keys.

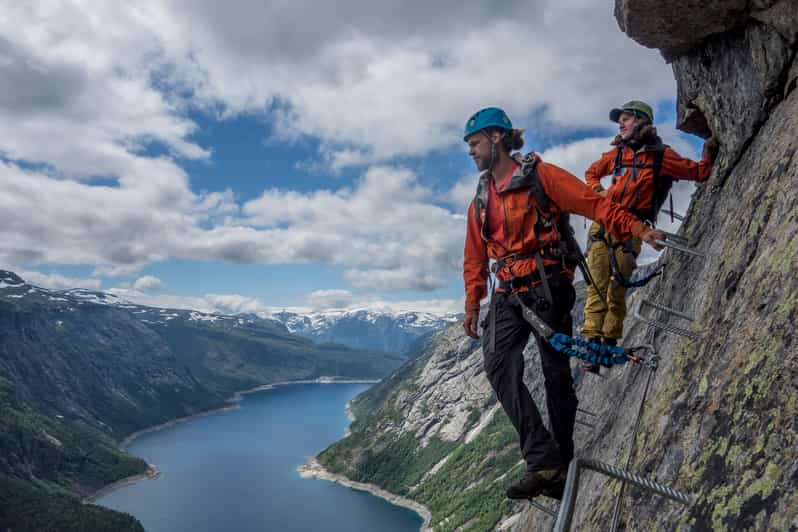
[
  {"left": 132, "top": 275, "right": 164, "bottom": 292},
  {"left": 445, "top": 174, "right": 479, "bottom": 214},
  {"left": 0, "top": 162, "right": 460, "bottom": 292},
  {"left": 0, "top": 1, "right": 674, "bottom": 172},
  {"left": 0, "top": 1, "right": 685, "bottom": 294},
  {"left": 203, "top": 294, "right": 264, "bottom": 315},
  {"left": 308, "top": 289, "right": 358, "bottom": 309},
  {"left": 107, "top": 287, "right": 264, "bottom": 315},
  {"left": 240, "top": 165, "right": 464, "bottom": 290},
  {"left": 18, "top": 270, "right": 102, "bottom": 290},
  {"left": 105, "top": 285, "right": 460, "bottom": 316}
]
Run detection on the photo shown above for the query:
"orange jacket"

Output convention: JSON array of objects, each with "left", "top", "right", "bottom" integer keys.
[
  {"left": 463, "top": 155, "right": 647, "bottom": 313},
  {"left": 585, "top": 142, "right": 712, "bottom": 216}
]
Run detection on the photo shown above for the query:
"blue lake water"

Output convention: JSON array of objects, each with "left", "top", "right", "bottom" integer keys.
[{"left": 97, "top": 383, "right": 422, "bottom": 532}]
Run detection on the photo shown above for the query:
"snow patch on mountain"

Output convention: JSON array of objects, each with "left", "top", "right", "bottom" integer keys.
[{"left": 268, "top": 308, "right": 460, "bottom": 354}]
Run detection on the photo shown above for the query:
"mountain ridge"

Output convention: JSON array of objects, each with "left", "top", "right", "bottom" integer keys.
[{"left": 0, "top": 268, "right": 405, "bottom": 530}]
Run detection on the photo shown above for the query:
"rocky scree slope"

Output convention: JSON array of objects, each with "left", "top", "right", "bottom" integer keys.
[
  {"left": 319, "top": 3, "right": 798, "bottom": 530},
  {"left": 0, "top": 270, "right": 403, "bottom": 530}
]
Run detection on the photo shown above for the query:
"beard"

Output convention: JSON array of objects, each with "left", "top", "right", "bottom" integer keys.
[{"left": 474, "top": 156, "right": 490, "bottom": 171}]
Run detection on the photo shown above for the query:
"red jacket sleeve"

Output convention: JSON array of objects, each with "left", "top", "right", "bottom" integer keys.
[
  {"left": 463, "top": 200, "right": 488, "bottom": 314},
  {"left": 538, "top": 162, "right": 648, "bottom": 240},
  {"left": 585, "top": 150, "right": 615, "bottom": 191},
  {"left": 661, "top": 146, "right": 712, "bottom": 182}
]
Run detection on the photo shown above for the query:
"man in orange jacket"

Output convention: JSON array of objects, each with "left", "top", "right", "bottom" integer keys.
[
  {"left": 461, "top": 107, "right": 666, "bottom": 500},
  {"left": 581, "top": 100, "right": 717, "bottom": 374}
]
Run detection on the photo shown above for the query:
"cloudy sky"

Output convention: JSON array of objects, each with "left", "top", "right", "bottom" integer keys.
[{"left": 0, "top": 1, "right": 703, "bottom": 315}]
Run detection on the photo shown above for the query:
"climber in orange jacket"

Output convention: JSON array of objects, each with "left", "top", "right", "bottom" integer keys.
[
  {"left": 581, "top": 100, "right": 718, "bottom": 374},
  {"left": 461, "top": 107, "right": 666, "bottom": 500}
]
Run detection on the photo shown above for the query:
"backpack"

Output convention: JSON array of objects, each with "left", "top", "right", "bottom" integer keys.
[
  {"left": 518, "top": 153, "right": 585, "bottom": 271},
  {"left": 612, "top": 144, "right": 674, "bottom": 226}
]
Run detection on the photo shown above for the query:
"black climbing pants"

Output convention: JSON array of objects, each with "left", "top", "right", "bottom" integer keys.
[{"left": 481, "top": 279, "right": 578, "bottom": 472}]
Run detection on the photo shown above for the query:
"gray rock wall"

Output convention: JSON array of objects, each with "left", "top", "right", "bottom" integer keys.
[{"left": 515, "top": 3, "right": 798, "bottom": 530}]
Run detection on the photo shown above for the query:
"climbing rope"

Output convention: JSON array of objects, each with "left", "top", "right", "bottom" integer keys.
[{"left": 547, "top": 333, "right": 653, "bottom": 368}]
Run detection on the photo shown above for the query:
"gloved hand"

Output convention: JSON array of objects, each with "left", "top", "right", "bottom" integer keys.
[{"left": 703, "top": 136, "right": 719, "bottom": 163}]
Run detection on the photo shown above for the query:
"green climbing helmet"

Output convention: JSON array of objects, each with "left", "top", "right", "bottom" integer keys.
[
  {"left": 609, "top": 100, "right": 654, "bottom": 123},
  {"left": 463, "top": 107, "right": 513, "bottom": 140}
]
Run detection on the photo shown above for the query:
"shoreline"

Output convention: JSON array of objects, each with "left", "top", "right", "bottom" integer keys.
[
  {"left": 299, "top": 458, "right": 432, "bottom": 532},
  {"left": 84, "top": 376, "right": 379, "bottom": 503},
  {"left": 83, "top": 465, "right": 161, "bottom": 504}
]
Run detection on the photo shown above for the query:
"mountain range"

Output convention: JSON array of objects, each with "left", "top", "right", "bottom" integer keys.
[
  {"left": 0, "top": 269, "right": 420, "bottom": 531},
  {"left": 269, "top": 308, "right": 460, "bottom": 354}
]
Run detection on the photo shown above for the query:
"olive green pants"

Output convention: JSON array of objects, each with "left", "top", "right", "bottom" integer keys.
[{"left": 582, "top": 222, "right": 642, "bottom": 340}]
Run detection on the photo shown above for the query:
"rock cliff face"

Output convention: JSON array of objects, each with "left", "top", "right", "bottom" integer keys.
[{"left": 318, "top": 4, "right": 798, "bottom": 530}]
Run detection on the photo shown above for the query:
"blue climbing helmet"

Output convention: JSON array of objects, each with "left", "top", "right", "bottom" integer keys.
[{"left": 463, "top": 107, "right": 513, "bottom": 141}]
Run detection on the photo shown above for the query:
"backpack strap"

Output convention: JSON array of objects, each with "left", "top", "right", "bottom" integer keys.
[
  {"left": 517, "top": 153, "right": 559, "bottom": 239},
  {"left": 651, "top": 146, "right": 664, "bottom": 182}
]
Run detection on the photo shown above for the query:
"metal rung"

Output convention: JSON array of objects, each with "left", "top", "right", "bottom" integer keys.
[
  {"left": 661, "top": 209, "right": 685, "bottom": 222},
  {"left": 641, "top": 299, "right": 695, "bottom": 322},
  {"left": 529, "top": 500, "right": 559, "bottom": 518},
  {"left": 655, "top": 239, "right": 705, "bottom": 258},
  {"left": 577, "top": 408, "right": 597, "bottom": 417},
  {"left": 660, "top": 231, "right": 689, "bottom": 246},
  {"left": 633, "top": 299, "right": 701, "bottom": 340},
  {"left": 575, "top": 419, "right": 596, "bottom": 429},
  {"left": 552, "top": 458, "right": 693, "bottom": 532}
]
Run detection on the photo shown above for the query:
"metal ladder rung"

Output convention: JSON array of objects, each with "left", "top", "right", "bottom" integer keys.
[
  {"left": 661, "top": 209, "right": 685, "bottom": 222},
  {"left": 640, "top": 299, "right": 696, "bottom": 322},
  {"left": 660, "top": 231, "right": 689, "bottom": 246},
  {"left": 633, "top": 299, "right": 701, "bottom": 340},
  {"left": 552, "top": 458, "right": 693, "bottom": 532},
  {"left": 655, "top": 238, "right": 705, "bottom": 258}
]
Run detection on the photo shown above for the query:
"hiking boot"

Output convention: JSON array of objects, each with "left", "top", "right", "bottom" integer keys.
[
  {"left": 581, "top": 337, "right": 603, "bottom": 375},
  {"left": 540, "top": 472, "right": 568, "bottom": 500},
  {"left": 506, "top": 467, "right": 567, "bottom": 500}
]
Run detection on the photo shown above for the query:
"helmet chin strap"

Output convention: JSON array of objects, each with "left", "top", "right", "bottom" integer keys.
[{"left": 483, "top": 131, "right": 505, "bottom": 172}]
